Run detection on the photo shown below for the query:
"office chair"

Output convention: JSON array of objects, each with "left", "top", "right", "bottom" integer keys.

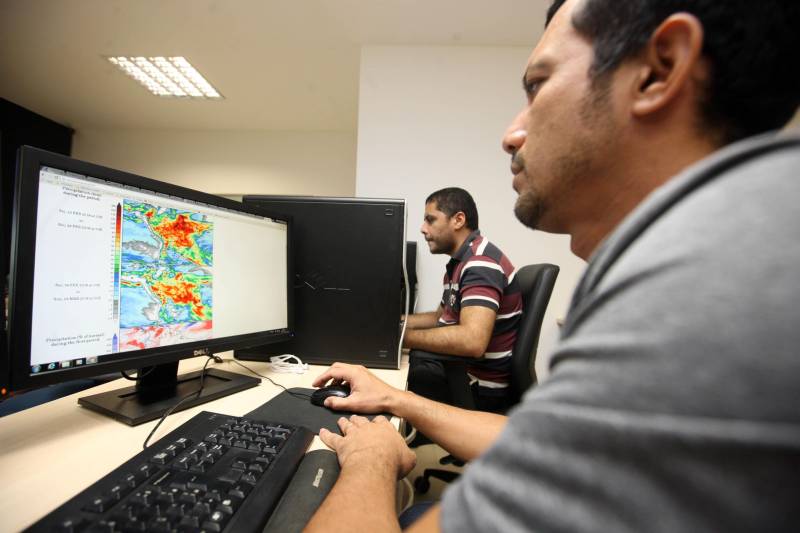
[{"left": 411, "top": 263, "right": 560, "bottom": 493}]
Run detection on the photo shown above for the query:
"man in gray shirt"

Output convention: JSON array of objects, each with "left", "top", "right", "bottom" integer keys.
[{"left": 305, "top": 0, "right": 800, "bottom": 531}]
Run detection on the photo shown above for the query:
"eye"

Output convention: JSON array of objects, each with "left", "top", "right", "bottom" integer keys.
[{"left": 524, "top": 78, "right": 544, "bottom": 100}]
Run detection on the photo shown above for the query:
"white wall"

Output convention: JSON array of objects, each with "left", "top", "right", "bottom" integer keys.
[
  {"left": 355, "top": 46, "right": 587, "bottom": 379},
  {"left": 73, "top": 129, "right": 357, "bottom": 197}
]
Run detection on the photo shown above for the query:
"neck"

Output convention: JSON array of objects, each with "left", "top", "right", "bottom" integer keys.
[
  {"left": 449, "top": 229, "right": 474, "bottom": 257},
  {"left": 569, "top": 132, "right": 720, "bottom": 260}
]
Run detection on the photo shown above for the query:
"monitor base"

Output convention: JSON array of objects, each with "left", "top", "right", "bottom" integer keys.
[{"left": 78, "top": 368, "right": 259, "bottom": 426}]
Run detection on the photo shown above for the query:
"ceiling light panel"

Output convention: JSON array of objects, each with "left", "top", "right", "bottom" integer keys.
[{"left": 107, "top": 56, "right": 223, "bottom": 99}]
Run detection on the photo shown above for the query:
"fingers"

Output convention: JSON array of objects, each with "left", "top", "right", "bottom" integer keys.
[
  {"left": 324, "top": 396, "right": 350, "bottom": 411},
  {"left": 312, "top": 362, "right": 354, "bottom": 387},
  {"left": 336, "top": 415, "right": 371, "bottom": 435},
  {"left": 318, "top": 428, "right": 342, "bottom": 450},
  {"left": 349, "top": 415, "right": 369, "bottom": 426},
  {"left": 337, "top": 416, "right": 351, "bottom": 434}
]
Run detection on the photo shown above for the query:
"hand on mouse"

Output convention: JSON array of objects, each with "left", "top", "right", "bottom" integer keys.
[
  {"left": 312, "top": 363, "right": 401, "bottom": 414},
  {"left": 319, "top": 414, "right": 416, "bottom": 479}
]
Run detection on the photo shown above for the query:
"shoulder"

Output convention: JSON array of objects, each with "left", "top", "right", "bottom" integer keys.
[
  {"left": 464, "top": 235, "right": 515, "bottom": 274},
  {"left": 556, "top": 132, "right": 800, "bottom": 418}
]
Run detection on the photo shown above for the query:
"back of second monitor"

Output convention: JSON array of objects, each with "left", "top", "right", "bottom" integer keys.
[{"left": 235, "top": 196, "right": 407, "bottom": 369}]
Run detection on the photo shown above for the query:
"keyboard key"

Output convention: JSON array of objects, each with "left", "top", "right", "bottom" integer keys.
[
  {"left": 188, "top": 461, "right": 208, "bottom": 473},
  {"left": 255, "top": 454, "right": 272, "bottom": 465},
  {"left": 179, "top": 514, "right": 200, "bottom": 528},
  {"left": 186, "top": 479, "right": 208, "bottom": 492},
  {"left": 216, "top": 498, "right": 236, "bottom": 515},
  {"left": 163, "top": 444, "right": 180, "bottom": 457},
  {"left": 55, "top": 516, "right": 87, "bottom": 533},
  {"left": 217, "top": 469, "right": 242, "bottom": 484},
  {"left": 164, "top": 503, "right": 185, "bottom": 520},
  {"left": 228, "top": 483, "right": 251, "bottom": 499},
  {"left": 129, "top": 489, "right": 155, "bottom": 506},
  {"left": 202, "top": 510, "right": 228, "bottom": 532},
  {"left": 134, "top": 463, "right": 155, "bottom": 478},
  {"left": 82, "top": 495, "right": 112, "bottom": 514},
  {"left": 147, "top": 516, "right": 172, "bottom": 533},
  {"left": 108, "top": 483, "right": 131, "bottom": 501},
  {"left": 150, "top": 452, "right": 169, "bottom": 465}
]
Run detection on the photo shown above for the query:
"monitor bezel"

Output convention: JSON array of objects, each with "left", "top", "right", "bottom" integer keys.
[
  {"left": 237, "top": 194, "right": 405, "bottom": 369},
  {"left": 7, "top": 146, "right": 294, "bottom": 392}
]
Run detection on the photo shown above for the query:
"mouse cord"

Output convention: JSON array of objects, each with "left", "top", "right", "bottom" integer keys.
[{"left": 227, "top": 358, "right": 312, "bottom": 400}]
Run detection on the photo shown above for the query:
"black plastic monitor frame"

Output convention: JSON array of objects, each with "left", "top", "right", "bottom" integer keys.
[
  {"left": 236, "top": 195, "right": 405, "bottom": 370},
  {"left": 6, "top": 147, "right": 294, "bottom": 423}
]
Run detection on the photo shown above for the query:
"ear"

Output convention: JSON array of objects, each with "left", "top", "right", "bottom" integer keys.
[
  {"left": 450, "top": 211, "right": 467, "bottom": 231},
  {"left": 631, "top": 13, "right": 705, "bottom": 118}
]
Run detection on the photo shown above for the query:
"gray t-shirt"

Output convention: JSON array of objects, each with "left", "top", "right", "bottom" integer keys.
[{"left": 441, "top": 132, "right": 800, "bottom": 532}]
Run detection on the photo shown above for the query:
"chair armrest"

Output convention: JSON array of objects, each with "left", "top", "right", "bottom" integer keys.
[{"left": 409, "top": 350, "right": 467, "bottom": 364}]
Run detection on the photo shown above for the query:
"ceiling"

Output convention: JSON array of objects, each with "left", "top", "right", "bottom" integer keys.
[{"left": 0, "top": 0, "right": 548, "bottom": 132}]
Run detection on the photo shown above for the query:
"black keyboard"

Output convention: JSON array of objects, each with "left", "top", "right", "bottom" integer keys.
[{"left": 28, "top": 411, "right": 314, "bottom": 533}]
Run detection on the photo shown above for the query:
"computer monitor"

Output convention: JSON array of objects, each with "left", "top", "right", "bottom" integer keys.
[
  {"left": 235, "top": 196, "right": 405, "bottom": 369},
  {"left": 5, "top": 146, "right": 293, "bottom": 424}
]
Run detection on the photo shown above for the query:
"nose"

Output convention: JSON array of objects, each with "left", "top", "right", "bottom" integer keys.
[{"left": 502, "top": 112, "right": 527, "bottom": 155}]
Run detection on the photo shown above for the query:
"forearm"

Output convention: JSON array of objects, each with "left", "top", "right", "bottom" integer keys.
[
  {"left": 304, "top": 455, "right": 400, "bottom": 533},
  {"left": 390, "top": 390, "right": 507, "bottom": 461},
  {"left": 405, "top": 311, "right": 441, "bottom": 329},
  {"left": 403, "top": 325, "right": 483, "bottom": 358}
]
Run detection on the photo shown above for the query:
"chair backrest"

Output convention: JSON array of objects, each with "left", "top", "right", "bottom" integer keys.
[{"left": 508, "top": 263, "right": 560, "bottom": 404}]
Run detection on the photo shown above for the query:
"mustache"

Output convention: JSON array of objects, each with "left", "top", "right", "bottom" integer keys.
[{"left": 511, "top": 152, "right": 524, "bottom": 174}]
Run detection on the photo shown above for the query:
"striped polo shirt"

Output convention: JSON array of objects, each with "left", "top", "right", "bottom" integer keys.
[{"left": 439, "top": 230, "right": 522, "bottom": 391}]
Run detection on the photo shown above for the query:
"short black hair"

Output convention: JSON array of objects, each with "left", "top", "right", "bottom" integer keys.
[
  {"left": 546, "top": 0, "right": 800, "bottom": 143},
  {"left": 425, "top": 187, "right": 479, "bottom": 231}
]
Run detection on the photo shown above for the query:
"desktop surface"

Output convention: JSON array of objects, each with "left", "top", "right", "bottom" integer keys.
[{"left": 0, "top": 355, "right": 408, "bottom": 533}]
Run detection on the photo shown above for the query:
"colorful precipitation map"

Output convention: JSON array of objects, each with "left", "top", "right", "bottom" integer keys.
[{"left": 119, "top": 201, "right": 213, "bottom": 351}]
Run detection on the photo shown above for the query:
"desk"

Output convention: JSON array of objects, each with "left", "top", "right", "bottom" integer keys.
[{"left": 0, "top": 355, "right": 408, "bottom": 532}]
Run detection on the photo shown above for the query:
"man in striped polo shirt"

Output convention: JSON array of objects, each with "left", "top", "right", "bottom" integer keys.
[{"left": 403, "top": 187, "right": 522, "bottom": 413}]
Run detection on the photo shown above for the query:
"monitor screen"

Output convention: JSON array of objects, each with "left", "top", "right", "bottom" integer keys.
[{"left": 6, "top": 147, "right": 293, "bottom": 423}]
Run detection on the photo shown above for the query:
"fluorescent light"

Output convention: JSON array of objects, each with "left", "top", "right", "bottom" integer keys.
[{"left": 106, "top": 56, "right": 223, "bottom": 99}]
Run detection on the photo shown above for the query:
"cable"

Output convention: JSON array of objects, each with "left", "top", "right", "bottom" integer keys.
[
  {"left": 142, "top": 355, "right": 214, "bottom": 450},
  {"left": 120, "top": 366, "right": 157, "bottom": 381},
  {"left": 399, "top": 200, "right": 410, "bottom": 364},
  {"left": 267, "top": 354, "right": 308, "bottom": 374},
  {"left": 227, "top": 359, "right": 312, "bottom": 401},
  {"left": 141, "top": 356, "right": 315, "bottom": 449}
]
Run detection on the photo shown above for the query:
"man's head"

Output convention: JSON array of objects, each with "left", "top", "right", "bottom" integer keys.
[
  {"left": 546, "top": 0, "right": 800, "bottom": 144},
  {"left": 421, "top": 187, "right": 479, "bottom": 256},
  {"left": 503, "top": 0, "right": 800, "bottom": 259}
]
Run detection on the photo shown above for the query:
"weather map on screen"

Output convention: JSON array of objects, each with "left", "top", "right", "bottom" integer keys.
[
  {"left": 27, "top": 165, "right": 289, "bottom": 374},
  {"left": 119, "top": 201, "right": 214, "bottom": 351}
]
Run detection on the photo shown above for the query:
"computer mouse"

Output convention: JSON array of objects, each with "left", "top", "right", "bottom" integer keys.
[{"left": 310, "top": 384, "right": 351, "bottom": 406}]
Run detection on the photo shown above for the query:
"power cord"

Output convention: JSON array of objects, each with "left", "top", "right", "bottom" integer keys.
[
  {"left": 142, "top": 355, "right": 214, "bottom": 450},
  {"left": 267, "top": 354, "right": 308, "bottom": 374},
  {"left": 141, "top": 355, "right": 314, "bottom": 449}
]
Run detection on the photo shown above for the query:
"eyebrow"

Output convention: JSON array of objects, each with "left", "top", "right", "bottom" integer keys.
[{"left": 522, "top": 60, "right": 551, "bottom": 87}]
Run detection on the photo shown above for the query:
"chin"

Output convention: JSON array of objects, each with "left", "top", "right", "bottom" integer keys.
[{"left": 514, "top": 195, "right": 541, "bottom": 230}]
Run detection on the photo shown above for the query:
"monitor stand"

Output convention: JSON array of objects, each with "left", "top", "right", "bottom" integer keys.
[{"left": 78, "top": 360, "right": 259, "bottom": 426}]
